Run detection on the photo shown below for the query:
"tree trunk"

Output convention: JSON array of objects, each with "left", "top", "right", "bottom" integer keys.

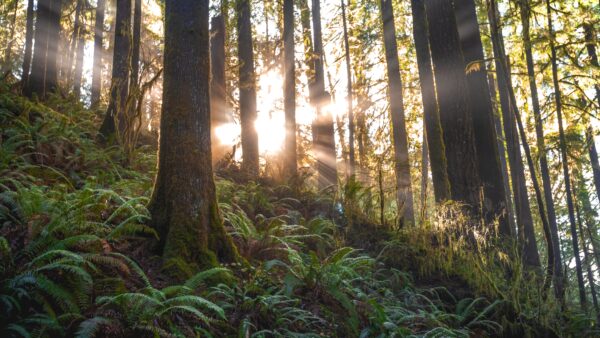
[
  {"left": 578, "top": 174, "right": 600, "bottom": 273},
  {"left": 148, "top": 0, "right": 239, "bottom": 270},
  {"left": 488, "top": 72, "right": 516, "bottom": 237},
  {"left": 583, "top": 24, "right": 600, "bottom": 201},
  {"left": 26, "top": 0, "right": 61, "bottom": 99},
  {"left": 66, "top": 0, "right": 83, "bottom": 86},
  {"left": 99, "top": 0, "right": 132, "bottom": 141},
  {"left": 237, "top": 0, "right": 259, "bottom": 178},
  {"left": 583, "top": 24, "right": 600, "bottom": 105},
  {"left": 90, "top": 0, "right": 106, "bottom": 108},
  {"left": 575, "top": 191, "right": 600, "bottom": 314},
  {"left": 210, "top": 14, "right": 230, "bottom": 166},
  {"left": 424, "top": 0, "right": 481, "bottom": 212},
  {"left": 73, "top": 1, "right": 87, "bottom": 99},
  {"left": 312, "top": 0, "right": 337, "bottom": 189},
  {"left": 2, "top": 0, "right": 18, "bottom": 74},
  {"left": 420, "top": 125, "right": 429, "bottom": 222},
  {"left": 519, "top": 0, "right": 562, "bottom": 269},
  {"left": 21, "top": 0, "right": 35, "bottom": 87},
  {"left": 283, "top": 0, "right": 297, "bottom": 177},
  {"left": 410, "top": 0, "right": 450, "bottom": 203},
  {"left": 546, "top": 0, "right": 587, "bottom": 310},
  {"left": 486, "top": 0, "right": 542, "bottom": 269},
  {"left": 341, "top": 0, "right": 355, "bottom": 178},
  {"left": 131, "top": 0, "right": 142, "bottom": 87},
  {"left": 454, "top": 0, "right": 508, "bottom": 234},
  {"left": 380, "top": 0, "right": 414, "bottom": 226}
]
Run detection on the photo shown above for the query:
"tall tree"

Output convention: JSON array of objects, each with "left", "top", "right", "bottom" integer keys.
[
  {"left": 131, "top": 0, "right": 142, "bottom": 87},
  {"left": 341, "top": 0, "right": 355, "bottom": 177},
  {"left": 410, "top": 0, "right": 450, "bottom": 203},
  {"left": 237, "top": 0, "right": 259, "bottom": 177},
  {"left": 487, "top": 0, "right": 542, "bottom": 269},
  {"left": 73, "top": 1, "right": 87, "bottom": 99},
  {"left": 583, "top": 24, "right": 600, "bottom": 201},
  {"left": 21, "top": 0, "right": 35, "bottom": 87},
  {"left": 2, "top": 0, "right": 18, "bottom": 73},
  {"left": 99, "top": 0, "right": 132, "bottom": 140},
  {"left": 312, "top": 0, "right": 337, "bottom": 189},
  {"left": 283, "top": 0, "right": 297, "bottom": 177},
  {"left": 148, "top": 0, "right": 239, "bottom": 268},
  {"left": 575, "top": 191, "right": 600, "bottom": 314},
  {"left": 545, "top": 0, "right": 586, "bottom": 309},
  {"left": 518, "top": 0, "right": 561, "bottom": 268},
  {"left": 210, "top": 14, "right": 230, "bottom": 165},
  {"left": 486, "top": 0, "right": 552, "bottom": 298},
  {"left": 25, "top": 0, "right": 62, "bottom": 99},
  {"left": 424, "top": 0, "right": 480, "bottom": 211},
  {"left": 66, "top": 0, "right": 83, "bottom": 85},
  {"left": 379, "top": 0, "right": 414, "bottom": 226},
  {"left": 90, "top": 0, "right": 106, "bottom": 108},
  {"left": 454, "top": 0, "right": 508, "bottom": 235}
]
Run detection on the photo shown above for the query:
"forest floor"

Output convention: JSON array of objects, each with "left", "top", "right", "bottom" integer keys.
[{"left": 0, "top": 84, "right": 594, "bottom": 337}]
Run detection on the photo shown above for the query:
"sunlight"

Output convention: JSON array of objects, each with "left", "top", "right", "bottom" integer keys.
[{"left": 214, "top": 122, "right": 238, "bottom": 146}]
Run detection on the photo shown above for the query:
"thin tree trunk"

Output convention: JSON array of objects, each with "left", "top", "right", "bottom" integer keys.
[
  {"left": 21, "top": 0, "right": 35, "bottom": 87},
  {"left": 487, "top": 0, "right": 541, "bottom": 269},
  {"left": 587, "top": 127, "right": 600, "bottom": 203},
  {"left": 73, "top": 1, "right": 87, "bottom": 99},
  {"left": 583, "top": 24, "right": 600, "bottom": 105},
  {"left": 454, "top": 0, "right": 508, "bottom": 235},
  {"left": 546, "top": 0, "right": 587, "bottom": 310},
  {"left": 91, "top": 0, "right": 106, "bottom": 108},
  {"left": 237, "top": 0, "right": 259, "bottom": 178},
  {"left": 341, "top": 0, "right": 355, "bottom": 177},
  {"left": 579, "top": 177, "right": 600, "bottom": 273},
  {"left": 575, "top": 189, "right": 599, "bottom": 314},
  {"left": 420, "top": 125, "right": 429, "bottom": 223},
  {"left": 424, "top": 0, "right": 481, "bottom": 212},
  {"left": 66, "top": 0, "right": 83, "bottom": 86},
  {"left": 131, "top": 0, "right": 142, "bottom": 87},
  {"left": 488, "top": 72, "right": 516, "bottom": 237},
  {"left": 519, "top": 0, "right": 561, "bottom": 269},
  {"left": 380, "top": 0, "right": 414, "bottom": 226},
  {"left": 148, "top": 0, "right": 239, "bottom": 268},
  {"left": 583, "top": 24, "right": 600, "bottom": 201},
  {"left": 210, "top": 14, "right": 230, "bottom": 166},
  {"left": 283, "top": 0, "right": 297, "bottom": 177},
  {"left": 410, "top": 0, "right": 450, "bottom": 202},
  {"left": 2, "top": 0, "right": 18, "bottom": 74},
  {"left": 312, "top": 0, "right": 337, "bottom": 189},
  {"left": 99, "top": 0, "right": 132, "bottom": 141}
]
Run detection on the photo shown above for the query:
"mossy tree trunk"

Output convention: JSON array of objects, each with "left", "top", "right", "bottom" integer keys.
[
  {"left": 90, "top": 0, "right": 106, "bottom": 109},
  {"left": 99, "top": 0, "right": 132, "bottom": 141},
  {"left": 380, "top": 0, "right": 414, "bottom": 226},
  {"left": 283, "top": 0, "right": 297, "bottom": 177},
  {"left": 454, "top": 0, "right": 508, "bottom": 235},
  {"left": 237, "top": 0, "right": 260, "bottom": 178},
  {"left": 424, "top": 0, "right": 481, "bottom": 212},
  {"left": 410, "top": 0, "right": 450, "bottom": 203},
  {"left": 149, "top": 0, "right": 239, "bottom": 271}
]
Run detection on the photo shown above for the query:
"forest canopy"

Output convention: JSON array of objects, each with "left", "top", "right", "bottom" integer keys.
[{"left": 0, "top": 0, "right": 599, "bottom": 336}]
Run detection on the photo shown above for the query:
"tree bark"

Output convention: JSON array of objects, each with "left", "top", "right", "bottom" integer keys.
[
  {"left": 99, "top": 0, "right": 132, "bottom": 141},
  {"left": 312, "top": 0, "right": 337, "bottom": 189},
  {"left": 237, "top": 0, "right": 259, "bottom": 178},
  {"left": 410, "top": 0, "right": 450, "bottom": 203},
  {"left": 546, "top": 0, "right": 587, "bottom": 310},
  {"left": 454, "top": 0, "right": 508, "bottom": 235},
  {"left": 283, "top": 0, "right": 297, "bottom": 177},
  {"left": 380, "top": 0, "right": 414, "bottom": 226},
  {"left": 341, "top": 0, "right": 355, "bottom": 178},
  {"left": 424, "top": 0, "right": 481, "bottom": 212},
  {"left": 148, "top": 0, "right": 239, "bottom": 270},
  {"left": 21, "top": 0, "right": 35, "bottom": 87},
  {"left": 91, "top": 0, "right": 106, "bottom": 108}
]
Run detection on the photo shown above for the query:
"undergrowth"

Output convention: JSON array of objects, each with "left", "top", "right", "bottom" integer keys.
[{"left": 0, "top": 83, "right": 596, "bottom": 337}]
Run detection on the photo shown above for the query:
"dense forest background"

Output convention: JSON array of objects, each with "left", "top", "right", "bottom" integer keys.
[{"left": 0, "top": 0, "right": 599, "bottom": 336}]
